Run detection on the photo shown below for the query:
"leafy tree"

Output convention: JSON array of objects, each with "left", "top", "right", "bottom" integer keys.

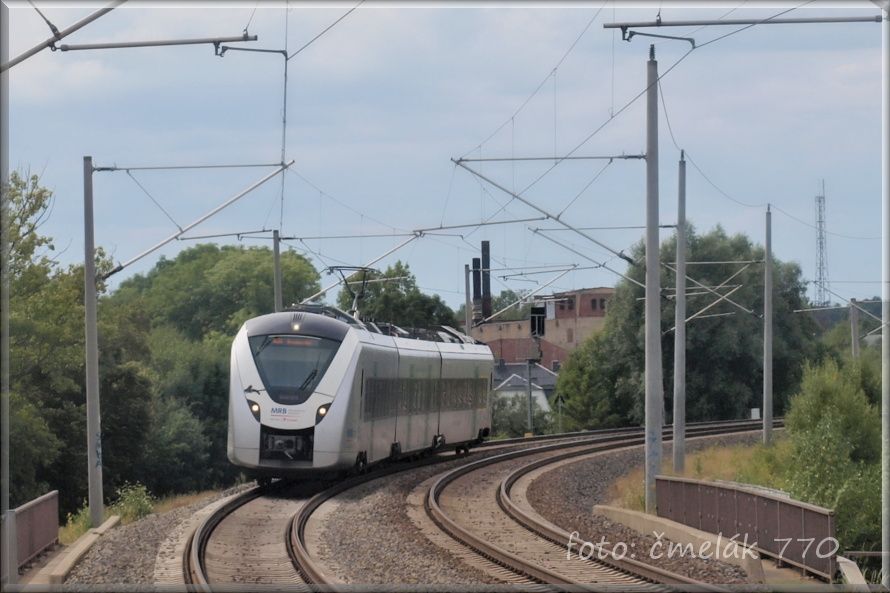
[
  {"left": 114, "top": 243, "right": 320, "bottom": 339},
  {"left": 137, "top": 395, "right": 210, "bottom": 496},
  {"left": 783, "top": 359, "right": 880, "bottom": 552},
  {"left": 8, "top": 392, "right": 61, "bottom": 506},
  {"left": 145, "top": 326, "right": 234, "bottom": 486},
  {"left": 491, "top": 393, "right": 551, "bottom": 438},
  {"left": 6, "top": 171, "right": 156, "bottom": 513},
  {"left": 786, "top": 360, "right": 879, "bottom": 465},
  {"left": 335, "top": 261, "right": 457, "bottom": 327},
  {"left": 555, "top": 226, "right": 821, "bottom": 429},
  {"left": 99, "top": 361, "right": 153, "bottom": 497}
]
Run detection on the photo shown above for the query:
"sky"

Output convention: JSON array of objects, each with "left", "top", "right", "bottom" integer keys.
[{"left": 5, "top": 1, "right": 886, "bottom": 312}]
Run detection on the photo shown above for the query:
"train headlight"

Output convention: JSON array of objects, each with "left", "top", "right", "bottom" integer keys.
[
  {"left": 315, "top": 403, "right": 331, "bottom": 424},
  {"left": 247, "top": 400, "right": 261, "bottom": 421}
]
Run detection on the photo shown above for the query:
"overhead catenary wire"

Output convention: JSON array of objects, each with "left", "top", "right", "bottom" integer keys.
[
  {"left": 93, "top": 162, "right": 282, "bottom": 172},
  {"left": 178, "top": 229, "right": 272, "bottom": 241},
  {"left": 663, "top": 262, "right": 756, "bottom": 317},
  {"left": 287, "top": 168, "right": 405, "bottom": 233},
  {"left": 243, "top": 0, "right": 260, "bottom": 33},
  {"left": 535, "top": 224, "right": 676, "bottom": 231},
  {"left": 558, "top": 159, "right": 614, "bottom": 217},
  {"left": 1, "top": 1, "right": 124, "bottom": 72},
  {"left": 501, "top": 265, "right": 602, "bottom": 279},
  {"left": 101, "top": 161, "right": 294, "bottom": 279},
  {"left": 454, "top": 154, "right": 645, "bottom": 163},
  {"left": 658, "top": 69, "right": 880, "bottom": 241},
  {"left": 300, "top": 234, "right": 421, "bottom": 304},
  {"left": 455, "top": 160, "right": 634, "bottom": 264},
  {"left": 125, "top": 170, "right": 182, "bottom": 231},
  {"left": 462, "top": 1, "right": 608, "bottom": 159},
  {"left": 27, "top": 0, "right": 60, "bottom": 37},
  {"left": 287, "top": 0, "right": 364, "bottom": 61},
  {"left": 814, "top": 282, "right": 884, "bottom": 326},
  {"left": 531, "top": 229, "right": 644, "bottom": 289},
  {"left": 478, "top": 266, "right": 577, "bottom": 325},
  {"left": 505, "top": 2, "right": 814, "bottom": 202}
]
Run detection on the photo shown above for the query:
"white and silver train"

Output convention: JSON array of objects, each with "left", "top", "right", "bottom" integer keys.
[{"left": 227, "top": 306, "right": 493, "bottom": 476}]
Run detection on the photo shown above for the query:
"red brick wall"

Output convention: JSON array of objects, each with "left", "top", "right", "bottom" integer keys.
[
  {"left": 582, "top": 293, "right": 610, "bottom": 317},
  {"left": 554, "top": 295, "right": 576, "bottom": 320},
  {"left": 485, "top": 337, "right": 568, "bottom": 367}
]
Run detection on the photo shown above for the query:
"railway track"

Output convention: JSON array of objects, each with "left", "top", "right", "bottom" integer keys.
[
  {"left": 183, "top": 419, "right": 780, "bottom": 590},
  {"left": 425, "top": 420, "right": 779, "bottom": 591}
]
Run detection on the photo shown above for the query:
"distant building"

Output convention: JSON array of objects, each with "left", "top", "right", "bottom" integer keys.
[
  {"left": 491, "top": 360, "right": 558, "bottom": 410},
  {"left": 469, "top": 286, "right": 614, "bottom": 369}
]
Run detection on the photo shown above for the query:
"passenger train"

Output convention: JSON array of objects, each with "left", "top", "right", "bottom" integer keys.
[{"left": 227, "top": 305, "right": 493, "bottom": 477}]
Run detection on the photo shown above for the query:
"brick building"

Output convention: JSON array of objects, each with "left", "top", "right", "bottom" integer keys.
[{"left": 469, "top": 286, "right": 614, "bottom": 370}]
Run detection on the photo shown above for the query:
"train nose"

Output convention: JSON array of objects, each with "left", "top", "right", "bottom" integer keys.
[{"left": 271, "top": 436, "right": 294, "bottom": 451}]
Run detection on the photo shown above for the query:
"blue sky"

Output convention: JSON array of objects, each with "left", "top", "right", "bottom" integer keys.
[{"left": 7, "top": 1, "right": 885, "bottom": 310}]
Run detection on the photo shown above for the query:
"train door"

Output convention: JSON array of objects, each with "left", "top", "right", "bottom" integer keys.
[
  {"left": 393, "top": 338, "right": 440, "bottom": 455},
  {"left": 357, "top": 339, "right": 398, "bottom": 464}
]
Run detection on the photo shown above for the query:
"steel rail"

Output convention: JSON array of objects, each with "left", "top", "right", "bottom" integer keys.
[
  {"left": 497, "top": 421, "right": 785, "bottom": 589},
  {"left": 184, "top": 419, "right": 782, "bottom": 588},
  {"left": 427, "top": 420, "right": 782, "bottom": 589},
  {"left": 477, "top": 416, "right": 772, "bottom": 449},
  {"left": 183, "top": 485, "right": 266, "bottom": 588}
]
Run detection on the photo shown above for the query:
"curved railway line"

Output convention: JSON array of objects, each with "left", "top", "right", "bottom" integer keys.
[{"left": 183, "top": 419, "right": 780, "bottom": 590}]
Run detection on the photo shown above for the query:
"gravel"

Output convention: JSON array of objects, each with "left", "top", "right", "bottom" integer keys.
[
  {"left": 61, "top": 430, "right": 766, "bottom": 586},
  {"left": 316, "top": 455, "right": 504, "bottom": 585},
  {"left": 65, "top": 484, "right": 252, "bottom": 585},
  {"left": 525, "top": 432, "right": 763, "bottom": 585}
]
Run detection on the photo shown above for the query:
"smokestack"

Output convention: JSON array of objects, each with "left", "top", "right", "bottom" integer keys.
[
  {"left": 472, "top": 257, "right": 482, "bottom": 322},
  {"left": 481, "top": 241, "right": 492, "bottom": 317}
]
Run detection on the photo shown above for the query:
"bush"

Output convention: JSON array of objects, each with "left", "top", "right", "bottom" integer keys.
[
  {"left": 784, "top": 359, "right": 881, "bottom": 552},
  {"left": 59, "top": 503, "right": 92, "bottom": 545},
  {"left": 110, "top": 482, "right": 154, "bottom": 523},
  {"left": 786, "top": 360, "right": 879, "bottom": 464},
  {"left": 491, "top": 393, "right": 551, "bottom": 438}
]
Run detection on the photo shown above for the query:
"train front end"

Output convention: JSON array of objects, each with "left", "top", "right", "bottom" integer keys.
[{"left": 227, "top": 311, "right": 354, "bottom": 475}]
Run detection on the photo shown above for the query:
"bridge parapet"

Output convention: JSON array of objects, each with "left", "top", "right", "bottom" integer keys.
[{"left": 656, "top": 475, "right": 836, "bottom": 581}]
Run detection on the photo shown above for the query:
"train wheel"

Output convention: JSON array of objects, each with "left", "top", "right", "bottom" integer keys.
[{"left": 355, "top": 452, "right": 368, "bottom": 474}]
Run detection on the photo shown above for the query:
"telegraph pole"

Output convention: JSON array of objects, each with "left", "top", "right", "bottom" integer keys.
[
  {"left": 83, "top": 158, "right": 104, "bottom": 527},
  {"left": 850, "top": 298, "right": 861, "bottom": 360},
  {"left": 526, "top": 358, "right": 534, "bottom": 435},
  {"left": 763, "top": 205, "right": 773, "bottom": 445},
  {"left": 273, "top": 230, "right": 283, "bottom": 312},
  {"left": 672, "top": 150, "right": 686, "bottom": 473},
  {"left": 1, "top": 0, "right": 14, "bottom": 583},
  {"left": 644, "top": 45, "right": 663, "bottom": 514},
  {"left": 607, "top": 3, "right": 887, "bottom": 582},
  {"left": 881, "top": 3, "right": 889, "bottom": 587}
]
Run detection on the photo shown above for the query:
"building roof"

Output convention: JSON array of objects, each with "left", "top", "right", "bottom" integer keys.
[{"left": 492, "top": 361, "right": 558, "bottom": 390}]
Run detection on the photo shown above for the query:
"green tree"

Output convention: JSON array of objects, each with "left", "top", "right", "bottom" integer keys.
[
  {"left": 335, "top": 261, "right": 457, "bottom": 327},
  {"left": 555, "top": 226, "right": 821, "bottom": 429},
  {"left": 145, "top": 326, "right": 234, "bottom": 486},
  {"left": 137, "top": 395, "right": 210, "bottom": 496},
  {"left": 456, "top": 289, "right": 531, "bottom": 324},
  {"left": 491, "top": 393, "right": 551, "bottom": 438},
  {"left": 783, "top": 359, "right": 880, "bottom": 552},
  {"left": 114, "top": 243, "right": 320, "bottom": 339},
  {"left": 8, "top": 392, "right": 61, "bottom": 506}
]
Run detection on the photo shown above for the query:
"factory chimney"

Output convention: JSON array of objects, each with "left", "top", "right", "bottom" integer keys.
[{"left": 481, "top": 241, "right": 492, "bottom": 318}]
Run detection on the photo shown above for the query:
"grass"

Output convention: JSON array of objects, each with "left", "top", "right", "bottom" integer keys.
[
  {"left": 59, "top": 486, "right": 219, "bottom": 545},
  {"left": 608, "top": 436, "right": 792, "bottom": 512},
  {"left": 152, "top": 490, "right": 219, "bottom": 514}
]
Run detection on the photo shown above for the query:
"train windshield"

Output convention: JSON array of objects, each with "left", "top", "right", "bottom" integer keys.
[{"left": 248, "top": 335, "right": 339, "bottom": 405}]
